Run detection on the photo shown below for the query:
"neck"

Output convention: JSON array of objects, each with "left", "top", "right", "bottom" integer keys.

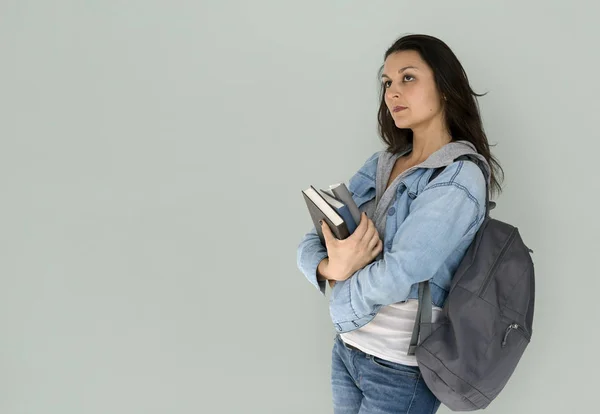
[{"left": 407, "top": 122, "right": 452, "bottom": 162}]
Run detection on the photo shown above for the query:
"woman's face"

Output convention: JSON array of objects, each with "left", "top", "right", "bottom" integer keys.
[{"left": 382, "top": 50, "right": 445, "bottom": 130}]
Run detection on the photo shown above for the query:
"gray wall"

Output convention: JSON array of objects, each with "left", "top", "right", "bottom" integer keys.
[{"left": 1, "top": 1, "right": 598, "bottom": 413}]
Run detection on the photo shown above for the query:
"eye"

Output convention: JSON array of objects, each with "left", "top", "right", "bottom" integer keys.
[{"left": 383, "top": 75, "right": 415, "bottom": 88}]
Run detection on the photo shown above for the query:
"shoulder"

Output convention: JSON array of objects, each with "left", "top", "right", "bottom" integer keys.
[
  {"left": 424, "top": 159, "right": 487, "bottom": 211},
  {"left": 365, "top": 150, "right": 382, "bottom": 164},
  {"left": 352, "top": 150, "right": 381, "bottom": 180},
  {"left": 347, "top": 150, "right": 381, "bottom": 195},
  {"left": 360, "top": 150, "right": 382, "bottom": 174}
]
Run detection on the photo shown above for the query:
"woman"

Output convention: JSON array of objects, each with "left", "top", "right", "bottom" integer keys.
[{"left": 296, "top": 34, "right": 503, "bottom": 414}]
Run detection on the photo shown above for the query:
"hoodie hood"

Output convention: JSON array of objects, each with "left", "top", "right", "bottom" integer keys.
[{"left": 382, "top": 139, "right": 492, "bottom": 189}]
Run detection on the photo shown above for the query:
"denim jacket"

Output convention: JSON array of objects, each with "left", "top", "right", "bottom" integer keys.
[{"left": 296, "top": 140, "right": 490, "bottom": 333}]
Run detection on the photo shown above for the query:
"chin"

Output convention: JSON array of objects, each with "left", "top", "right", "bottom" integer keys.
[{"left": 393, "top": 119, "right": 412, "bottom": 129}]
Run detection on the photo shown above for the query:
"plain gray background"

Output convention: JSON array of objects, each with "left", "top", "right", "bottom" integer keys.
[{"left": 1, "top": 1, "right": 598, "bottom": 413}]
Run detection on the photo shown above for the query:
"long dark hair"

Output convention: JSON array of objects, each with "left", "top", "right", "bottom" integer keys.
[{"left": 377, "top": 34, "right": 504, "bottom": 197}]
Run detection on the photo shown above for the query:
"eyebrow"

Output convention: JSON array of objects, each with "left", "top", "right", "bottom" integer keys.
[{"left": 381, "top": 66, "right": 418, "bottom": 79}]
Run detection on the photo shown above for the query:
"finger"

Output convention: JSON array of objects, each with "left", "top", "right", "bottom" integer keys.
[
  {"left": 362, "top": 218, "right": 377, "bottom": 242},
  {"left": 367, "top": 232, "right": 380, "bottom": 250},
  {"left": 373, "top": 239, "right": 383, "bottom": 256},
  {"left": 352, "top": 212, "right": 369, "bottom": 240},
  {"left": 366, "top": 239, "right": 382, "bottom": 264}
]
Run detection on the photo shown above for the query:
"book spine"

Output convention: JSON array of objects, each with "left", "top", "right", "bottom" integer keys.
[{"left": 331, "top": 184, "right": 361, "bottom": 226}]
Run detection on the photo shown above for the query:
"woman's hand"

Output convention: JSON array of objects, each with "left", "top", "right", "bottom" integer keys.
[{"left": 321, "top": 212, "right": 383, "bottom": 282}]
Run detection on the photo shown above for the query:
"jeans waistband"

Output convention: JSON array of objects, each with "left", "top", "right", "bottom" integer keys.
[{"left": 335, "top": 333, "right": 365, "bottom": 354}]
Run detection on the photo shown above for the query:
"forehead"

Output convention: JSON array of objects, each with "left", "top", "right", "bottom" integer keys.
[{"left": 382, "top": 50, "right": 428, "bottom": 74}]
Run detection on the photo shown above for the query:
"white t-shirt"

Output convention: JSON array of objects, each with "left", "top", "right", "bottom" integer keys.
[{"left": 339, "top": 299, "right": 442, "bottom": 366}]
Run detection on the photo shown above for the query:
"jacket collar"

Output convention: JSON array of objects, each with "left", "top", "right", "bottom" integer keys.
[{"left": 353, "top": 139, "right": 491, "bottom": 195}]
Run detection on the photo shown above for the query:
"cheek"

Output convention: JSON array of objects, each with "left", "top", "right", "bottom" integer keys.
[{"left": 412, "top": 90, "right": 441, "bottom": 114}]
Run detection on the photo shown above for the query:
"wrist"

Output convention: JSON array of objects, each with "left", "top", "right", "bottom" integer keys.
[
  {"left": 316, "top": 257, "right": 330, "bottom": 281},
  {"left": 324, "top": 259, "right": 350, "bottom": 281}
]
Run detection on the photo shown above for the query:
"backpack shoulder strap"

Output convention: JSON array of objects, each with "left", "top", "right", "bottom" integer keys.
[
  {"left": 427, "top": 155, "right": 495, "bottom": 214},
  {"left": 427, "top": 167, "right": 445, "bottom": 185},
  {"left": 427, "top": 155, "right": 482, "bottom": 185}
]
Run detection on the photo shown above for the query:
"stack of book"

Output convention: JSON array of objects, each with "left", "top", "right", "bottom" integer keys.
[{"left": 301, "top": 182, "right": 361, "bottom": 246}]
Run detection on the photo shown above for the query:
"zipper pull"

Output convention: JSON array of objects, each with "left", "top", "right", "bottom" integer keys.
[{"left": 501, "top": 323, "right": 519, "bottom": 348}]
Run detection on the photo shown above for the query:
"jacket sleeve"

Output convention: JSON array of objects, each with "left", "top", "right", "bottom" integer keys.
[
  {"left": 296, "top": 150, "right": 380, "bottom": 296},
  {"left": 328, "top": 161, "right": 486, "bottom": 324},
  {"left": 296, "top": 226, "right": 329, "bottom": 296}
]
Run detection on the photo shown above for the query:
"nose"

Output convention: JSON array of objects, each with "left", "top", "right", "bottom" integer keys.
[{"left": 386, "top": 82, "right": 402, "bottom": 99}]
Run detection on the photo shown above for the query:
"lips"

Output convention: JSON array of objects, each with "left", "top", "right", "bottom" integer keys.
[{"left": 393, "top": 106, "right": 407, "bottom": 113}]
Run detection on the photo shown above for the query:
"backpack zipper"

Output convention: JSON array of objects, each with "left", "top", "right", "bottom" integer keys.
[
  {"left": 479, "top": 229, "right": 517, "bottom": 296},
  {"left": 501, "top": 323, "right": 531, "bottom": 348}
]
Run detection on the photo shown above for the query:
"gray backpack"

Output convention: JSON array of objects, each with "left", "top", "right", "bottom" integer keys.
[{"left": 409, "top": 154, "right": 535, "bottom": 411}]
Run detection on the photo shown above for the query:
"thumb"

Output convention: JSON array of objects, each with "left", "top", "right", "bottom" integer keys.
[{"left": 320, "top": 219, "right": 333, "bottom": 242}]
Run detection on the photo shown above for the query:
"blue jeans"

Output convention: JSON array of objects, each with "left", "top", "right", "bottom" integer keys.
[{"left": 331, "top": 334, "right": 441, "bottom": 414}]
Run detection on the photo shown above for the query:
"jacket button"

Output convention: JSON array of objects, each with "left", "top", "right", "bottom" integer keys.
[{"left": 388, "top": 207, "right": 396, "bottom": 216}]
